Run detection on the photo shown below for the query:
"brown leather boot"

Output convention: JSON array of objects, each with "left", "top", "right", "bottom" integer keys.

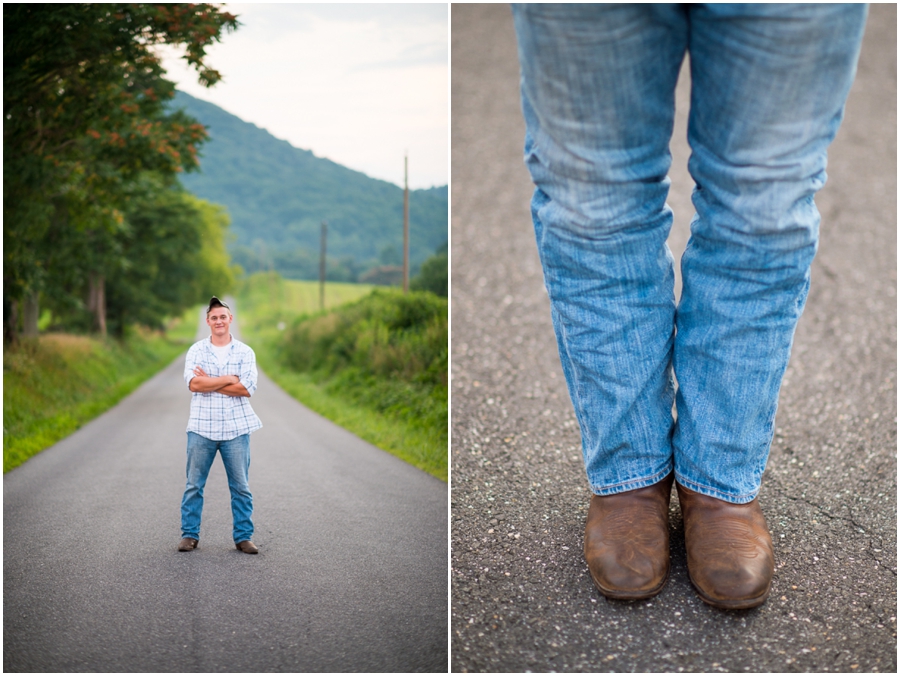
[
  {"left": 177, "top": 537, "right": 198, "bottom": 552},
  {"left": 584, "top": 473, "right": 674, "bottom": 600},
  {"left": 235, "top": 540, "right": 259, "bottom": 554},
  {"left": 676, "top": 483, "right": 775, "bottom": 609}
]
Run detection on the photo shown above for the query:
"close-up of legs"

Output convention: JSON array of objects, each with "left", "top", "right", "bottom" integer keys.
[{"left": 512, "top": 2, "right": 867, "bottom": 610}]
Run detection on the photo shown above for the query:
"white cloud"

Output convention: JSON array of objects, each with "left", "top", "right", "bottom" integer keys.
[{"left": 157, "top": 3, "right": 448, "bottom": 188}]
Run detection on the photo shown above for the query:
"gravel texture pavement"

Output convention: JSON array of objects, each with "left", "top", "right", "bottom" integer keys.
[
  {"left": 450, "top": 4, "right": 896, "bottom": 673},
  {"left": 5, "top": 306, "right": 448, "bottom": 672}
]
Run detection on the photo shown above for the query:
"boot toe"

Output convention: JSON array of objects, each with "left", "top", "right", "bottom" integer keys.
[
  {"left": 588, "top": 552, "right": 668, "bottom": 598},
  {"left": 691, "top": 562, "right": 772, "bottom": 608}
]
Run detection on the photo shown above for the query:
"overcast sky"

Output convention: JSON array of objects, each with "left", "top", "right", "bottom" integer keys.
[{"left": 157, "top": 3, "right": 448, "bottom": 189}]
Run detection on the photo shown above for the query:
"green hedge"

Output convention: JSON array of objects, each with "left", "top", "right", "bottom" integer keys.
[{"left": 276, "top": 289, "right": 448, "bottom": 479}]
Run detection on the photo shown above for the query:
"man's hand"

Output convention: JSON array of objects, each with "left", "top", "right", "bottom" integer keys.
[{"left": 189, "top": 366, "right": 249, "bottom": 397}]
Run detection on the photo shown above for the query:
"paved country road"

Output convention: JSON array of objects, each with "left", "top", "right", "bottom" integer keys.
[
  {"left": 4, "top": 308, "right": 448, "bottom": 672},
  {"left": 451, "top": 4, "right": 896, "bottom": 673}
]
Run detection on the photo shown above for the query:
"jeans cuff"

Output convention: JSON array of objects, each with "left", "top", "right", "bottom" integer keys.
[
  {"left": 674, "top": 473, "right": 759, "bottom": 504},
  {"left": 589, "top": 463, "right": 673, "bottom": 496}
]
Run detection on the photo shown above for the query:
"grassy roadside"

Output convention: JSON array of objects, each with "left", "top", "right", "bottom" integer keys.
[
  {"left": 261, "top": 370, "right": 446, "bottom": 479},
  {"left": 235, "top": 273, "right": 448, "bottom": 482},
  {"left": 3, "top": 321, "right": 194, "bottom": 474}
]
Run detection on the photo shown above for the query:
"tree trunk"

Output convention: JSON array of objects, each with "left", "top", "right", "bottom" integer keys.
[
  {"left": 4, "top": 297, "right": 19, "bottom": 345},
  {"left": 88, "top": 273, "right": 107, "bottom": 338},
  {"left": 22, "top": 290, "right": 39, "bottom": 337}
]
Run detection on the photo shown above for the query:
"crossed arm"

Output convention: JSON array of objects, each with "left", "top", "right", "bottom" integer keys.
[{"left": 189, "top": 366, "right": 250, "bottom": 397}]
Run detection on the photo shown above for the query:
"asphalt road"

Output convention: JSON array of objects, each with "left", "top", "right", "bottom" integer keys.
[
  {"left": 4, "top": 306, "right": 448, "bottom": 672},
  {"left": 451, "top": 4, "right": 896, "bottom": 673}
]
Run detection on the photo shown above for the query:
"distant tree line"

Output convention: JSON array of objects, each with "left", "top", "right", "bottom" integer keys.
[
  {"left": 231, "top": 239, "right": 447, "bottom": 297},
  {"left": 4, "top": 4, "right": 239, "bottom": 341}
]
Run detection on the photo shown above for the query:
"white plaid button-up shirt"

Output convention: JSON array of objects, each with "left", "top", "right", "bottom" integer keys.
[{"left": 184, "top": 335, "right": 263, "bottom": 441}]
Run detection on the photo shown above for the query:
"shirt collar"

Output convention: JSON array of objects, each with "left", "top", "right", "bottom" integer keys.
[{"left": 206, "top": 334, "right": 234, "bottom": 349}]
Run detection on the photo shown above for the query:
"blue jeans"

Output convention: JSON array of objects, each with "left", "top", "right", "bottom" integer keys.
[
  {"left": 512, "top": 4, "right": 867, "bottom": 503},
  {"left": 181, "top": 432, "right": 254, "bottom": 542}
]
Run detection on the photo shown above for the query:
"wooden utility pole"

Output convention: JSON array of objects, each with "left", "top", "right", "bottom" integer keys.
[
  {"left": 319, "top": 220, "right": 327, "bottom": 311},
  {"left": 403, "top": 153, "right": 409, "bottom": 293}
]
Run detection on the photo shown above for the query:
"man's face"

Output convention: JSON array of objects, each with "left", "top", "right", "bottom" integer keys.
[{"left": 206, "top": 306, "right": 233, "bottom": 336}]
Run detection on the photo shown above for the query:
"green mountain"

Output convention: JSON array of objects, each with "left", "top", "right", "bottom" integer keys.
[{"left": 171, "top": 90, "right": 447, "bottom": 282}]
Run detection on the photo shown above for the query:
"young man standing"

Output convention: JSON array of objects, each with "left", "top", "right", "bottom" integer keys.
[{"left": 178, "top": 296, "right": 262, "bottom": 554}]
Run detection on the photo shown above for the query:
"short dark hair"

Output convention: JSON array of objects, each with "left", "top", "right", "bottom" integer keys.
[{"left": 206, "top": 296, "right": 230, "bottom": 315}]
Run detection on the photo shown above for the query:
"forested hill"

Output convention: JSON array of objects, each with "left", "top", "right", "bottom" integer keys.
[{"left": 172, "top": 90, "right": 447, "bottom": 281}]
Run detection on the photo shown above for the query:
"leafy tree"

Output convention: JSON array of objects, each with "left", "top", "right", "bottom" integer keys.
[
  {"left": 105, "top": 185, "right": 238, "bottom": 336},
  {"left": 188, "top": 194, "right": 239, "bottom": 298},
  {"left": 410, "top": 244, "right": 448, "bottom": 297},
  {"left": 43, "top": 179, "right": 238, "bottom": 337},
  {"left": 4, "top": 3, "right": 238, "bottom": 341}
]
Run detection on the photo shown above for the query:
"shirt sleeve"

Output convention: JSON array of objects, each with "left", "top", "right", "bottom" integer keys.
[
  {"left": 184, "top": 344, "right": 198, "bottom": 389},
  {"left": 239, "top": 346, "right": 258, "bottom": 396}
]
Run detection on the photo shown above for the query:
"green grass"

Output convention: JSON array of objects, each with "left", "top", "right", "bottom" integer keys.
[
  {"left": 3, "top": 324, "right": 193, "bottom": 473},
  {"left": 166, "top": 304, "right": 204, "bottom": 343},
  {"left": 236, "top": 273, "right": 447, "bottom": 481},
  {"left": 234, "top": 271, "right": 374, "bottom": 336}
]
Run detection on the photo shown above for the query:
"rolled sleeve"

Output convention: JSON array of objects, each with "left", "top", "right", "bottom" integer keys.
[
  {"left": 184, "top": 345, "right": 199, "bottom": 389},
  {"left": 239, "top": 349, "right": 258, "bottom": 396}
]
